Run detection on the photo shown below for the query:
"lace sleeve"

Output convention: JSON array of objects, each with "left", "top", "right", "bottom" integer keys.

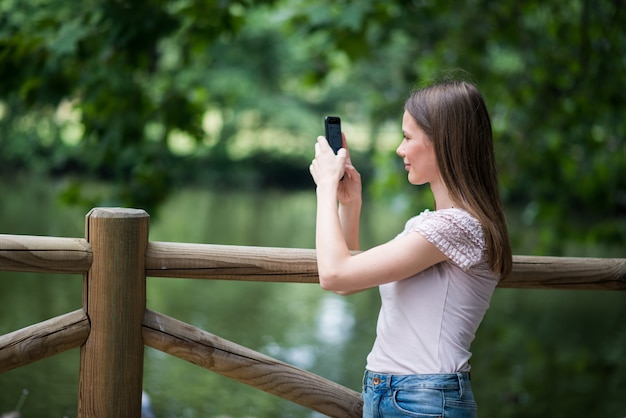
[{"left": 412, "top": 209, "right": 485, "bottom": 270}]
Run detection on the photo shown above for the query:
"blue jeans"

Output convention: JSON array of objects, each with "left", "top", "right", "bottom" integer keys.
[{"left": 362, "top": 371, "right": 478, "bottom": 417}]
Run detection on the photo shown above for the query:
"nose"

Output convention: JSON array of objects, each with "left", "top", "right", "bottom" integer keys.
[{"left": 396, "top": 141, "right": 404, "bottom": 157}]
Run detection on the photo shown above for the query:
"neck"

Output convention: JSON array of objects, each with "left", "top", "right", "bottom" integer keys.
[
  {"left": 430, "top": 177, "right": 457, "bottom": 211},
  {"left": 434, "top": 200, "right": 456, "bottom": 211}
]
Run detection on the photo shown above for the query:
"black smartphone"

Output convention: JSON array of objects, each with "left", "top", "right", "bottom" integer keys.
[{"left": 324, "top": 116, "right": 342, "bottom": 154}]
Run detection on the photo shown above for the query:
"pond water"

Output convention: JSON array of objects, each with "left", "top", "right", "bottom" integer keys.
[{"left": 1, "top": 176, "right": 625, "bottom": 417}]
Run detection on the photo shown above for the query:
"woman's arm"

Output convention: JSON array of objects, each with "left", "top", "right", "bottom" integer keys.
[
  {"left": 310, "top": 136, "right": 447, "bottom": 294},
  {"left": 317, "top": 229, "right": 448, "bottom": 292}
]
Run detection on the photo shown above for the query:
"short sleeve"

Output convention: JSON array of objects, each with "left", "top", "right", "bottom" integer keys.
[{"left": 411, "top": 209, "right": 485, "bottom": 270}]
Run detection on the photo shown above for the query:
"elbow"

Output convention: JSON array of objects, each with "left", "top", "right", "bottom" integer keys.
[
  {"left": 319, "top": 273, "right": 360, "bottom": 296},
  {"left": 318, "top": 270, "right": 343, "bottom": 292}
]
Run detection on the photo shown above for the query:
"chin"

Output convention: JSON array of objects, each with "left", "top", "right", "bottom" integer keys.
[{"left": 408, "top": 175, "right": 427, "bottom": 186}]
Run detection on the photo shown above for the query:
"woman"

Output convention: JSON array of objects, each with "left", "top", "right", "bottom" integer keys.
[{"left": 309, "top": 80, "right": 512, "bottom": 417}]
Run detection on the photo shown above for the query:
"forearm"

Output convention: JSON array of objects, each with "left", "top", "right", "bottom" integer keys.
[
  {"left": 315, "top": 184, "right": 352, "bottom": 282},
  {"left": 339, "top": 200, "right": 361, "bottom": 251}
]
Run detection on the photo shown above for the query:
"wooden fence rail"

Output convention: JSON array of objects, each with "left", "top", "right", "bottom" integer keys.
[
  {"left": 1, "top": 207, "right": 625, "bottom": 417},
  {"left": 0, "top": 309, "right": 89, "bottom": 374},
  {"left": 142, "top": 309, "right": 362, "bottom": 417},
  {"left": 0, "top": 234, "right": 91, "bottom": 274},
  {"left": 2, "top": 235, "right": 625, "bottom": 289}
]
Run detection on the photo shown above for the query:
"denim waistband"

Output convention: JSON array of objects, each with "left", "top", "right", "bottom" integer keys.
[{"left": 363, "top": 370, "right": 471, "bottom": 393}]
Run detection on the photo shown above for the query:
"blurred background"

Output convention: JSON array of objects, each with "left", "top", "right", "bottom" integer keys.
[{"left": 1, "top": 0, "right": 624, "bottom": 416}]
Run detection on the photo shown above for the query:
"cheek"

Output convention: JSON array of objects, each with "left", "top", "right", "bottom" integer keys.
[
  {"left": 406, "top": 143, "right": 426, "bottom": 163},
  {"left": 407, "top": 146, "right": 438, "bottom": 183}
]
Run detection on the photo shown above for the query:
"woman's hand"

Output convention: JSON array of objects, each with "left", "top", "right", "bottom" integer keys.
[
  {"left": 336, "top": 133, "right": 362, "bottom": 206},
  {"left": 310, "top": 135, "right": 346, "bottom": 189},
  {"left": 310, "top": 134, "right": 362, "bottom": 203}
]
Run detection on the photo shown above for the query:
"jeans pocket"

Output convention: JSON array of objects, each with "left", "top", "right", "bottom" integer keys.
[
  {"left": 443, "top": 388, "right": 478, "bottom": 418},
  {"left": 392, "top": 388, "right": 443, "bottom": 417}
]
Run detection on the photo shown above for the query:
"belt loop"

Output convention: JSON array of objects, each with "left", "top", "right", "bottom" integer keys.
[{"left": 456, "top": 372, "right": 465, "bottom": 398}]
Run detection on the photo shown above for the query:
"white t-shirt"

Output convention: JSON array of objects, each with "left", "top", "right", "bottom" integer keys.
[{"left": 365, "top": 208, "right": 498, "bottom": 375}]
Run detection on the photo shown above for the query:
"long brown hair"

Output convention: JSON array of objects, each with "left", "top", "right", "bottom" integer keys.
[{"left": 405, "top": 80, "right": 512, "bottom": 278}]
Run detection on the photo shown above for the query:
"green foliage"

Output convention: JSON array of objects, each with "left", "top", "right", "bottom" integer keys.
[
  {"left": 0, "top": 0, "right": 624, "bottom": 249},
  {"left": 305, "top": 0, "right": 626, "bottom": 253},
  {"left": 1, "top": 0, "right": 280, "bottom": 214}
]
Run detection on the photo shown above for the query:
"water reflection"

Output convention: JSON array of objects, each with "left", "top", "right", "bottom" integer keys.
[
  {"left": 260, "top": 294, "right": 357, "bottom": 378},
  {"left": 316, "top": 295, "right": 355, "bottom": 347},
  {"left": 263, "top": 342, "right": 315, "bottom": 371}
]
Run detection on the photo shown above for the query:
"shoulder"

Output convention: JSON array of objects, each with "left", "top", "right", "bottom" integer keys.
[
  {"left": 405, "top": 208, "right": 482, "bottom": 238},
  {"left": 407, "top": 208, "right": 485, "bottom": 270}
]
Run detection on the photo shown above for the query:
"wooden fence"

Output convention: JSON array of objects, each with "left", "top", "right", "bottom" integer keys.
[{"left": 0, "top": 207, "right": 625, "bottom": 417}]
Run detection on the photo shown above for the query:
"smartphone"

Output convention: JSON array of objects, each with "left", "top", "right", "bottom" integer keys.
[{"left": 324, "top": 116, "right": 342, "bottom": 154}]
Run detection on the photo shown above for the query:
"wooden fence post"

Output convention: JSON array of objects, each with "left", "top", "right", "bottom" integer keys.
[{"left": 78, "top": 208, "right": 149, "bottom": 417}]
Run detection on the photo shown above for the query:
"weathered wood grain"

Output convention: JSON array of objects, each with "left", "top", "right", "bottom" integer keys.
[
  {"left": 0, "top": 234, "right": 92, "bottom": 274},
  {"left": 146, "top": 241, "right": 319, "bottom": 282},
  {"left": 142, "top": 309, "right": 363, "bottom": 418},
  {"left": 78, "top": 208, "right": 149, "bottom": 418},
  {"left": 146, "top": 241, "right": 626, "bottom": 290},
  {"left": 501, "top": 255, "right": 626, "bottom": 290},
  {"left": 0, "top": 309, "right": 89, "bottom": 373},
  {"left": 3, "top": 234, "right": 623, "bottom": 290}
]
